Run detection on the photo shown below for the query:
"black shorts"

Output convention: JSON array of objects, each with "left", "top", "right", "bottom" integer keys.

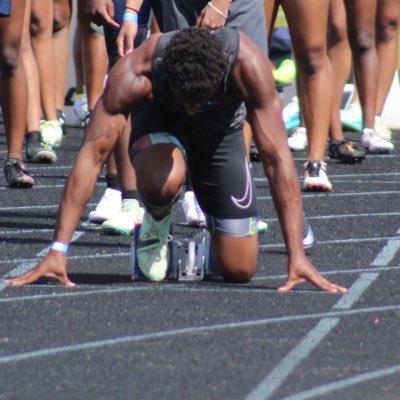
[{"left": 130, "top": 125, "right": 258, "bottom": 221}]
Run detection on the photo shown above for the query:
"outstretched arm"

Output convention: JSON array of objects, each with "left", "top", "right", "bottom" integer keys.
[
  {"left": 6, "top": 45, "right": 154, "bottom": 286},
  {"left": 234, "top": 33, "right": 346, "bottom": 293},
  {"left": 6, "top": 99, "right": 126, "bottom": 287}
]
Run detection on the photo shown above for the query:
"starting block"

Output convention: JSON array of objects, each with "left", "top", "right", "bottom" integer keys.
[{"left": 131, "top": 224, "right": 220, "bottom": 281}]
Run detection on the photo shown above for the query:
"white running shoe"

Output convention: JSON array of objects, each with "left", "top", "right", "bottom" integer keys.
[
  {"left": 374, "top": 115, "right": 392, "bottom": 141},
  {"left": 73, "top": 93, "right": 89, "bottom": 126},
  {"left": 303, "top": 219, "right": 316, "bottom": 250},
  {"left": 282, "top": 96, "right": 300, "bottom": 132},
  {"left": 136, "top": 212, "right": 171, "bottom": 282},
  {"left": 257, "top": 220, "right": 268, "bottom": 234},
  {"left": 180, "top": 191, "right": 206, "bottom": 226},
  {"left": 102, "top": 199, "right": 144, "bottom": 235},
  {"left": 40, "top": 120, "right": 63, "bottom": 148},
  {"left": 361, "top": 128, "right": 394, "bottom": 154},
  {"left": 88, "top": 188, "right": 122, "bottom": 223},
  {"left": 303, "top": 161, "right": 332, "bottom": 192},
  {"left": 288, "top": 127, "right": 307, "bottom": 151}
]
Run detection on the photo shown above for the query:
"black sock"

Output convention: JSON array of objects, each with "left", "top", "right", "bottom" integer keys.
[
  {"left": 26, "top": 131, "right": 41, "bottom": 143},
  {"left": 105, "top": 174, "right": 120, "bottom": 191},
  {"left": 122, "top": 190, "right": 139, "bottom": 200}
]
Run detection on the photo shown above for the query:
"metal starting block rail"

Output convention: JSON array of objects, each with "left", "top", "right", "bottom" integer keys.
[{"left": 131, "top": 224, "right": 220, "bottom": 281}]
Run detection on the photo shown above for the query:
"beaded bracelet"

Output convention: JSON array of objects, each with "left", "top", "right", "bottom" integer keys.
[
  {"left": 123, "top": 11, "right": 139, "bottom": 23},
  {"left": 49, "top": 241, "right": 69, "bottom": 254},
  {"left": 206, "top": 1, "right": 228, "bottom": 19}
]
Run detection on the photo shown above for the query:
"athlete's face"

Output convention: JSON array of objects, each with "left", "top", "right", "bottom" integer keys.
[{"left": 169, "top": 82, "right": 207, "bottom": 115}]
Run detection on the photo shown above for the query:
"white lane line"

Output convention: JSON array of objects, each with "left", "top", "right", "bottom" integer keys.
[
  {"left": 331, "top": 180, "right": 400, "bottom": 185},
  {"left": 257, "top": 190, "right": 400, "bottom": 200},
  {"left": 0, "top": 251, "right": 130, "bottom": 267},
  {"left": 1, "top": 303, "right": 400, "bottom": 365},
  {"left": 331, "top": 273, "right": 379, "bottom": 310},
  {"left": 1, "top": 266, "right": 398, "bottom": 302},
  {"left": 371, "top": 239, "right": 400, "bottom": 266},
  {"left": 2, "top": 211, "right": 400, "bottom": 229},
  {"left": 259, "top": 235, "right": 400, "bottom": 249},
  {"left": 281, "top": 364, "right": 400, "bottom": 400},
  {"left": 245, "top": 318, "right": 340, "bottom": 400},
  {"left": 0, "top": 235, "right": 399, "bottom": 268},
  {"left": 254, "top": 172, "right": 400, "bottom": 182},
  {"left": 0, "top": 203, "right": 97, "bottom": 212},
  {"left": 244, "top": 273, "right": 379, "bottom": 400},
  {"left": 245, "top": 221, "right": 400, "bottom": 400}
]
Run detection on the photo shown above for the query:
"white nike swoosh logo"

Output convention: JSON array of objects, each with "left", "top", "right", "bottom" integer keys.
[{"left": 231, "top": 160, "right": 253, "bottom": 209}]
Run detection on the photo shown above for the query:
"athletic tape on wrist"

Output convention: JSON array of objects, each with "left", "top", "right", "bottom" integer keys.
[
  {"left": 49, "top": 241, "right": 69, "bottom": 253},
  {"left": 123, "top": 12, "right": 138, "bottom": 23}
]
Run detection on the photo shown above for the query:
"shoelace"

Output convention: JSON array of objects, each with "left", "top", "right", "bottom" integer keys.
[{"left": 141, "top": 214, "right": 170, "bottom": 243}]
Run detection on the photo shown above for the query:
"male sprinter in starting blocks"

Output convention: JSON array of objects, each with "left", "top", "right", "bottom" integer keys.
[{"left": 7, "top": 27, "right": 346, "bottom": 293}]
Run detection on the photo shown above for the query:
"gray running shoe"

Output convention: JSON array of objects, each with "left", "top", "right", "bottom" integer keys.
[{"left": 26, "top": 132, "right": 57, "bottom": 163}]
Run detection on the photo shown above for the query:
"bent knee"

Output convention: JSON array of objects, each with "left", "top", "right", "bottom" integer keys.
[
  {"left": 30, "top": 15, "right": 52, "bottom": 37},
  {"left": 295, "top": 47, "right": 327, "bottom": 76},
  {"left": 221, "top": 266, "right": 255, "bottom": 283},
  {"left": 376, "top": 17, "right": 399, "bottom": 44},
  {"left": 53, "top": 8, "right": 70, "bottom": 32},
  {"left": 0, "top": 43, "right": 20, "bottom": 75},
  {"left": 348, "top": 30, "right": 375, "bottom": 55},
  {"left": 217, "top": 256, "right": 257, "bottom": 283}
]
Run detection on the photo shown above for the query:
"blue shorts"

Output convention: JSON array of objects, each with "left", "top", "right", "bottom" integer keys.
[{"left": 0, "top": 0, "right": 11, "bottom": 16}]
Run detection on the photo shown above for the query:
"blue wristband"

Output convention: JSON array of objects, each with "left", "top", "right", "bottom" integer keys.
[
  {"left": 49, "top": 241, "right": 69, "bottom": 254},
  {"left": 123, "top": 12, "right": 138, "bottom": 23}
]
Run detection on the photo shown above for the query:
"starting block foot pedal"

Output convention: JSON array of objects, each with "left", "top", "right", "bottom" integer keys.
[{"left": 132, "top": 224, "right": 219, "bottom": 281}]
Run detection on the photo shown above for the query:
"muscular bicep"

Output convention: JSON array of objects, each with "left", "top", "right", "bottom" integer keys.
[
  {"left": 233, "top": 33, "right": 277, "bottom": 110},
  {"left": 102, "top": 36, "right": 156, "bottom": 116}
]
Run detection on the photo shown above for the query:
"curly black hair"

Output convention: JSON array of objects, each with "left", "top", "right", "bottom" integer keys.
[{"left": 164, "top": 27, "right": 228, "bottom": 103}]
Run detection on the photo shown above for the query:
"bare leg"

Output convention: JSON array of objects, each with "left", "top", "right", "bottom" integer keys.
[
  {"left": 21, "top": 0, "right": 41, "bottom": 134},
  {"left": 0, "top": 0, "right": 36, "bottom": 187},
  {"left": 30, "top": 0, "right": 58, "bottom": 121},
  {"left": 0, "top": 0, "right": 27, "bottom": 160},
  {"left": 115, "top": 117, "right": 137, "bottom": 192},
  {"left": 281, "top": 0, "right": 333, "bottom": 162},
  {"left": 53, "top": 0, "right": 71, "bottom": 112},
  {"left": 327, "top": 0, "right": 352, "bottom": 141},
  {"left": 132, "top": 143, "right": 258, "bottom": 283},
  {"left": 77, "top": 0, "right": 108, "bottom": 112},
  {"left": 375, "top": 0, "right": 400, "bottom": 114},
  {"left": 344, "top": 0, "right": 378, "bottom": 129},
  {"left": 72, "top": 21, "right": 85, "bottom": 95}
]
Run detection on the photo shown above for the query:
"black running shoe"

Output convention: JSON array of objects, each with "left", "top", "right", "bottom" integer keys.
[
  {"left": 26, "top": 132, "right": 57, "bottom": 163},
  {"left": 328, "top": 140, "right": 365, "bottom": 164},
  {"left": 4, "top": 158, "right": 36, "bottom": 188}
]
